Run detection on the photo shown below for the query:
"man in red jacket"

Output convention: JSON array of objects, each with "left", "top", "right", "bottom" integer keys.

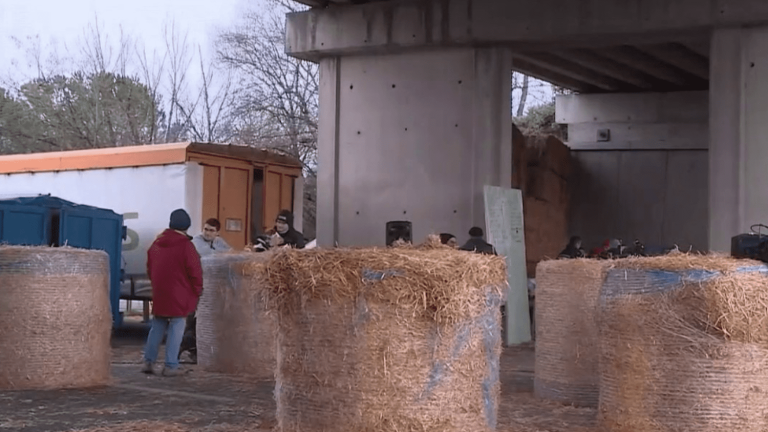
[{"left": 141, "top": 209, "right": 203, "bottom": 377}]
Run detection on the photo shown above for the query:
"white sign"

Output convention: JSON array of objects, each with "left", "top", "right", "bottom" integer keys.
[{"left": 484, "top": 185, "right": 531, "bottom": 345}]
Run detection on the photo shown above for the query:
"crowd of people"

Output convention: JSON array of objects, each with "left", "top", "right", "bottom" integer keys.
[
  {"left": 140, "top": 208, "right": 306, "bottom": 376},
  {"left": 557, "top": 236, "right": 648, "bottom": 259},
  {"left": 138, "top": 209, "right": 504, "bottom": 376},
  {"left": 438, "top": 227, "right": 497, "bottom": 255}
]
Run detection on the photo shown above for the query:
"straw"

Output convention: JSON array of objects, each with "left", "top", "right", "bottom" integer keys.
[
  {"left": 598, "top": 253, "right": 768, "bottom": 431},
  {"left": 196, "top": 252, "right": 276, "bottom": 378},
  {"left": 0, "top": 245, "right": 112, "bottom": 390},
  {"left": 533, "top": 259, "right": 610, "bottom": 407},
  {"left": 243, "top": 238, "right": 508, "bottom": 432}
]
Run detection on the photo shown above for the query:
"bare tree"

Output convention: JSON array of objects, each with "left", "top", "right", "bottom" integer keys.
[
  {"left": 162, "top": 20, "right": 194, "bottom": 142},
  {"left": 511, "top": 72, "right": 533, "bottom": 117},
  {"left": 217, "top": 6, "right": 318, "bottom": 176},
  {"left": 218, "top": 1, "right": 319, "bottom": 236},
  {"left": 78, "top": 15, "right": 134, "bottom": 76},
  {"left": 176, "top": 47, "right": 238, "bottom": 143},
  {"left": 135, "top": 41, "right": 167, "bottom": 144},
  {"left": 516, "top": 74, "right": 530, "bottom": 117},
  {"left": 8, "top": 34, "right": 69, "bottom": 83}
]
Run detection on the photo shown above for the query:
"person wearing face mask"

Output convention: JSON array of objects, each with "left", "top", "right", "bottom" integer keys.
[
  {"left": 439, "top": 233, "right": 459, "bottom": 248},
  {"left": 274, "top": 210, "right": 306, "bottom": 249}
]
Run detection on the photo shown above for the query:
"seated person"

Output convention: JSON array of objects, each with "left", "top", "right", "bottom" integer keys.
[
  {"left": 274, "top": 210, "right": 306, "bottom": 249},
  {"left": 439, "top": 233, "right": 459, "bottom": 248},
  {"left": 558, "top": 236, "right": 586, "bottom": 259},
  {"left": 459, "top": 227, "right": 496, "bottom": 255}
]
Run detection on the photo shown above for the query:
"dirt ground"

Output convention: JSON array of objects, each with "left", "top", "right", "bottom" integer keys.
[{"left": 0, "top": 319, "right": 596, "bottom": 432}]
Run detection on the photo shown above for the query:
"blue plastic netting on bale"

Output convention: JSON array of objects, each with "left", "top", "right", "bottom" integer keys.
[
  {"left": 245, "top": 236, "right": 508, "bottom": 432},
  {"left": 597, "top": 254, "right": 768, "bottom": 432}
]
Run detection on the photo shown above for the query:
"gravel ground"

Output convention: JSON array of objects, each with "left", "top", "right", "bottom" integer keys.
[{"left": 0, "top": 323, "right": 596, "bottom": 432}]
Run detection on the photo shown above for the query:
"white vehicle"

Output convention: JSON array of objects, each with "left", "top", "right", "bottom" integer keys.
[{"left": 0, "top": 142, "right": 304, "bottom": 312}]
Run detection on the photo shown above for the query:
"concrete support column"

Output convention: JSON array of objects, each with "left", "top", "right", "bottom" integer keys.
[
  {"left": 316, "top": 48, "right": 512, "bottom": 247},
  {"left": 710, "top": 27, "right": 768, "bottom": 251}
]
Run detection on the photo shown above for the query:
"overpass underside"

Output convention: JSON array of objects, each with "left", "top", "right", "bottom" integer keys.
[{"left": 286, "top": 0, "right": 768, "bottom": 251}]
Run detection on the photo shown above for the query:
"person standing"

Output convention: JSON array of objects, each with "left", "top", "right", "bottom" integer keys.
[
  {"left": 191, "top": 218, "right": 232, "bottom": 257},
  {"left": 180, "top": 218, "right": 230, "bottom": 364},
  {"left": 459, "top": 227, "right": 497, "bottom": 255},
  {"left": 142, "top": 209, "right": 203, "bottom": 377}
]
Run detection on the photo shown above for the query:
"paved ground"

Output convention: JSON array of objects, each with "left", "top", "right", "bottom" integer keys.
[{"left": 0, "top": 319, "right": 596, "bottom": 432}]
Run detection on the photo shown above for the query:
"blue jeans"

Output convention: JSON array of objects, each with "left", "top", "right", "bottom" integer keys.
[{"left": 144, "top": 317, "right": 186, "bottom": 369}]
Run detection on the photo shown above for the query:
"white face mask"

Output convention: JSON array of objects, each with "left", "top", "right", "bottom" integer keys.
[{"left": 276, "top": 221, "right": 289, "bottom": 234}]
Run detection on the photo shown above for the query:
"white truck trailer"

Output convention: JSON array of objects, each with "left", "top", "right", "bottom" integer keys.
[{"left": 0, "top": 142, "right": 304, "bottom": 314}]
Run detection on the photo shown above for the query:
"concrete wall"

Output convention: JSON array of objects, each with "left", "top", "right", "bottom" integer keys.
[
  {"left": 317, "top": 48, "right": 512, "bottom": 247},
  {"left": 569, "top": 149, "right": 708, "bottom": 251},
  {"left": 557, "top": 91, "right": 709, "bottom": 251},
  {"left": 709, "top": 26, "right": 768, "bottom": 251}
]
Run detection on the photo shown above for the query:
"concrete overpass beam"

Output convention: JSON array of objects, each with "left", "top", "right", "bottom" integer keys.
[
  {"left": 550, "top": 49, "right": 659, "bottom": 90},
  {"left": 595, "top": 46, "right": 700, "bottom": 86},
  {"left": 509, "top": 58, "right": 598, "bottom": 93},
  {"left": 634, "top": 43, "right": 710, "bottom": 79},
  {"left": 513, "top": 53, "right": 631, "bottom": 92},
  {"left": 285, "top": 0, "right": 768, "bottom": 61},
  {"left": 316, "top": 48, "right": 512, "bottom": 247},
  {"left": 709, "top": 26, "right": 768, "bottom": 251}
]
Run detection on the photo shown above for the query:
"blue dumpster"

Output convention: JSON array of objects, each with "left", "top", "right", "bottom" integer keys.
[
  {"left": 0, "top": 195, "right": 126, "bottom": 327},
  {"left": 0, "top": 201, "right": 50, "bottom": 246}
]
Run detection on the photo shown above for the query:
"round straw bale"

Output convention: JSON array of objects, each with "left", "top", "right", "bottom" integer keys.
[
  {"left": 598, "top": 254, "right": 768, "bottom": 432},
  {"left": 196, "top": 252, "right": 276, "bottom": 377},
  {"left": 246, "top": 247, "right": 508, "bottom": 432},
  {"left": 533, "top": 259, "right": 610, "bottom": 407},
  {"left": 0, "top": 246, "right": 112, "bottom": 390}
]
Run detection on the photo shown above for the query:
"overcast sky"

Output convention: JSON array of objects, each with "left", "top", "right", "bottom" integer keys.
[
  {"left": 0, "top": 0, "right": 249, "bottom": 82},
  {"left": 0, "top": 0, "right": 554, "bottom": 112}
]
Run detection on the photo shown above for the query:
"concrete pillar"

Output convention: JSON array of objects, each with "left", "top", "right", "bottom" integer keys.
[
  {"left": 710, "top": 27, "right": 768, "bottom": 251},
  {"left": 316, "top": 48, "right": 512, "bottom": 247}
]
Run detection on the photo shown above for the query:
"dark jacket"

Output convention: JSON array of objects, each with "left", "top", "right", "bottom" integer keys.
[
  {"left": 276, "top": 210, "right": 306, "bottom": 249},
  {"left": 459, "top": 237, "right": 497, "bottom": 255},
  {"left": 147, "top": 229, "right": 204, "bottom": 317},
  {"left": 279, "top": 228, "right": 306, "bottom": 249},
  {"left": 558, "top": 246, "right": 585, "bottom": 259}
]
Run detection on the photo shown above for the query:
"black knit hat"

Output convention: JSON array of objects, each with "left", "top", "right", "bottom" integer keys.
[
  {"left": 469, "top": 226, "right": 484, "bottom": 237},
  {"left": 276, "top": 209, "right": 294, "bottom": 228},
  {"left": 169, "top": 209, "right": 192, "bottom": 231}
]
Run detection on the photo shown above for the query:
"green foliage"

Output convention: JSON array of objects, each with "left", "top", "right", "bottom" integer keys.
[
  {"left": 0, "top": 72, "right": 161, "bottom": 154},
  {"left": 513, "top": 100, "right": 567, "bottom": 139}
]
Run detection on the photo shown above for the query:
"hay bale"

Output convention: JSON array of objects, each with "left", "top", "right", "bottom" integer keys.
[
  {"left": 598, "top": 254, "right": 768, "bottom": 431},
  {"left": 247, "top": 247, "right": 507, "bottom": 432},
  {"left": 196, "top": 252, "right": 276, "bottom": 377},
  {"left": 0, "top": 246, "right": 111, "bottom": 390},
  {"left": 534, "top": 259, "right": 609, "bottom": 407}
]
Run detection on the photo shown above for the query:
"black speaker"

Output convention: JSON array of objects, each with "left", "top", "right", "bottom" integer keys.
[
  {"left": 732, "top": 233, "right": 768, "bottom": 259},
  {"left": 386, "top": 221, "right": 412, "bottom": 246}
]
